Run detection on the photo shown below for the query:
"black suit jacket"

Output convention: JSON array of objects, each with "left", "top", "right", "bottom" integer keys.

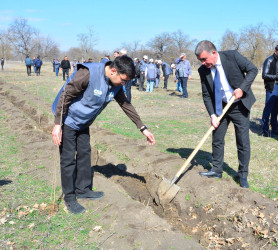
[{"left": 198, "top": 50, "right": 258, "bottom": 116}]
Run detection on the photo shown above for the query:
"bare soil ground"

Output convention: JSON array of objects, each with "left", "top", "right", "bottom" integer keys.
[{"left": 0, "top": 63, "right": 278, "bottom": 249}]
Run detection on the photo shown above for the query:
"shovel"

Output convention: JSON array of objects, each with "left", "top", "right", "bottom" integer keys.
[{"left": 157, "top": 96, "right": 236, "bottom": 203}]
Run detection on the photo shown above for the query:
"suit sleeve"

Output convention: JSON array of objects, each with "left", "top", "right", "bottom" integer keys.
[
  {"left": 199, "top": 68, "right": 215, "bottom": 117},
  {"left": 114, "top": 88, "right": 144, "bottom": 129},
  {"left": 234, "top": 51, "right": 258, "bottom": 93}
]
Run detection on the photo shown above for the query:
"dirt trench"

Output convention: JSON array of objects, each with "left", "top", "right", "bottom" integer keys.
[{"left": 90, "top": 127, "right": 278, "bottom": 249}]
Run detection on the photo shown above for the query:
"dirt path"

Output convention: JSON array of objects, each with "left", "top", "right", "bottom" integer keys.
[{"left": 1, "top": 79, "right": 278, "bottom": 249}]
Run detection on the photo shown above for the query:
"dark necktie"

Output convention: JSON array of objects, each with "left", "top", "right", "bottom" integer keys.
[{"left": 214, "top": 66, "right": 223, "bottom": 116}]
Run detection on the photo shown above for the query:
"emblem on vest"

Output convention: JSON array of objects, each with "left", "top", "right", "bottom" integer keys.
[{"left": 94, "top": 89, "right": 102, "bottom": 97}]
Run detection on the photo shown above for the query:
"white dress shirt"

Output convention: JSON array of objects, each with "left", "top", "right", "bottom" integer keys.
[{"left": 211, "top": 55, "right": 234, "bottom": 104}]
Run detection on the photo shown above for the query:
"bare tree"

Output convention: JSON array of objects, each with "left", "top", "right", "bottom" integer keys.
[
  {"left": 147, "top": 32, "right": 172, "bottom": 59},
  {"left": 171, "top": 30, "right": 195, "bottom": 54},
  {"left": 120, "top": 40, "right": 142, "bottom": 59},
  {"left": 220, "top": 30, "right": 243, "bottom": 51},
  {"left": 77, "top": 26, "right": 98, "bottom": 61},
  {"left": 241, "top": 23, "right": 267, "bottom": 67},
  {"left": 0, "top": 30, "right": 12, "bottom": 59},
  {"left": 170, "top": 30, "right": 198, "bottom": 66},
  {"left": 41, "top": 36, "right": 60, "bottom": 60},
  {"left": 7, "top": 17, "right": 37, "bottom": 57},
  {"left": 77, "top": 33, "right": 89, "bottom": 61},
  {"left": 66, "top": 47, "right": 83, "bottom": 62}
]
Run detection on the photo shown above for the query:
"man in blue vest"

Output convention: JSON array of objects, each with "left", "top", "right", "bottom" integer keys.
[
  {"left": 100, "top": 55, "right": 110, "bottom": 64},
  {"left": 54, "top": 59, "right": 60, "bottom": 76},
  {"left": 139, "top": 55, "right": 148, "bottom": 91},
  {"left": 52, "top": 55, "right": 155, "bottom": 214},
  {"left": 175, "top": 53, "right": 192, "bottom": 98},
  {"left": 159, "top": 60, "right": 172, "bottom": 89},
  {"left": 145, "top": 59, "right": 157, "bottom": 93},
  {"left": 34, "top": 56, "right": 43, "bottom": 76},
  {"left": 25, "top": 55, "right": 33, "bottom": 76}
]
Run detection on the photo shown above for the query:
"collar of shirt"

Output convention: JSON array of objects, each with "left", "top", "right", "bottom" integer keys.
[
  {"left": 211, "top": 54, "right": 234, "bottom": 103},
  {"left": 211, "top": 54, "right": 221, "bottom": 76}
]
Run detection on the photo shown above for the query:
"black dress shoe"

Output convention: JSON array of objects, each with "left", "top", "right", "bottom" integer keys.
[
  {"left": 64, "top": 200, "right": 86, "bottom": 214},
  {"left": 239, "top": 178, "right": 249, "bottom": 188},
  {"left": 76, "top": 190, "right": 104, "bottom": 200},
  {"left": 199, "top": 170, "right": 222, "bottom": 178}
]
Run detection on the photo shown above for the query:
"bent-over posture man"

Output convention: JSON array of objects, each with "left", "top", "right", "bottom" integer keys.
[
  {"left": 52, "top": 56, "right": 155, "bottom": 214},
  {"left": 195, "top": 40, "right": 257, "bottom": 188}
]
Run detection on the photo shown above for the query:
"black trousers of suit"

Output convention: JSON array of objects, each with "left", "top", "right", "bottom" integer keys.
[
  {"left": 59, "top": 124, "right": 93, "bottom": 201},
  {"left": 211, "top": 101, "right": 250, "bottom": 178}
]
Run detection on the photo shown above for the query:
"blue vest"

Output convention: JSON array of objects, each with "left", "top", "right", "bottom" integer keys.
[
  {"left": 52, "top": 63, "right": 122, "bottom": 130},
  {"left": 25, "top": 58, "right": 32, "bottom": 66},
  {"left": 162, "top": 62, "right": 172, "bottom": 76},
  {"left": 100, "top": 58, "right": 110, "bottom": 64},
  {"left": 139, "top": 60, "right": 147, "bottom": 72},
  {"left": 146, "top": 63, "right": 156, "bottom": 80}
]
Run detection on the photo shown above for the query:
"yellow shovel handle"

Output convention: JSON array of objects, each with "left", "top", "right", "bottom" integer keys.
[{"left": 174, "top": 95, "right": 236, "bottom": 179}]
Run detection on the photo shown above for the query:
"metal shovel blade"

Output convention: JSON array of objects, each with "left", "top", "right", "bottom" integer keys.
[{"left": 157, "top": 177, "right": 180, "bottom": 203}]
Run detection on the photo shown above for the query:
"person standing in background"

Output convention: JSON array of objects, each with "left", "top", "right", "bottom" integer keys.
[
  {"left": 175, "top": 53, "right": 192, "bottom": 98},
  {"left": 61, "top": 56, "right": 71, "bottom": 80},
  {"left": 34, "top": 56, "right": 43, "bottom": 76},
  {"left": 1, "top": 58, "right": 4, "bottom": 70},
  {"left": 32, "top": 57, "right": 37, "bottom": 74},
  {"left": 54, "top": 59, "right": 61, "bottom": 76},
  {"left": 25, "top": 55, "right": 33, "bottom": 76}
]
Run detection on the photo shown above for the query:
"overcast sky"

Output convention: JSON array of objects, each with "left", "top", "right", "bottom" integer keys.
[{"left": 1, "top": 0, "right": 277, "bottom": 52}]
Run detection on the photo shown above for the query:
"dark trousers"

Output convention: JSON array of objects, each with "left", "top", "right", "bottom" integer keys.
[
  {"left": 211, "top": 102, "right": 250, "bottom": 178},
  {"left": 36, "top": 67, "right": 41, "bottom": 76},
  {"left": 26, "top": 65, "right": 31, "bottom": 76},
  {"left": 262, "top": 89, "right": 278, "bottom": 133},
  {"left": 139, "top": 72, "right": 145, "bottom": 91},
  {"left": 59, "top": 124, "right": 92, "bottom": 201},
  {"left": 125, "top": 80, "right": 132, "bottom": 102},
  {"left": 63, "top": 69, "right": 69, "bottom": 80},
  {"left": 180, "top": 77, "right": 188, "bottom": 97},
  {"left": 1, "top": 64, "right": 3, "bottom": 70},
  {"left": 163, "top": 75, "right": 169, "bottom": 89}
]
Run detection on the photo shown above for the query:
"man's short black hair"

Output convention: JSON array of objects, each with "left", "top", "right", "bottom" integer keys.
[
  {"left": 109, "top": 55, "right": 135, "bottom": 79},
  {"left": 275, "top": 45, "right": 278, "bottom": 51}
]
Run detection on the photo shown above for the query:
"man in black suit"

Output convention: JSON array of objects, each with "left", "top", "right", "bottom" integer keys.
[{"left": 195, "top": 40, "right": 258, "bottom": 188}]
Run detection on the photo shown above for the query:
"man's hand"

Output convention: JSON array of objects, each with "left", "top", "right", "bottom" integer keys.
[
  {"left": 233, "top": 88, "right": 243, "bottom": 100},
  {"left": 52, "top": 124, "right": 62, "bottom": 146},
  {"left": 142, "top": 129, "right": 155, "bottom": 145},
  {"left": 188, "top": 75, "right": 192, "bottom": 80},
  {"left": 211, "top": 114, "right": 220, "bottom": 129}
]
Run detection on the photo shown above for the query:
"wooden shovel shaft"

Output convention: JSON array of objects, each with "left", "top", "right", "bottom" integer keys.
[{"left": 174, "top": 96, "right": 236, "bottom": 179}]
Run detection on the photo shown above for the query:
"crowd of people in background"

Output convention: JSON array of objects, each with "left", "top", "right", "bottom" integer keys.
[
  {"left": 12, "top": 44, "right": 278, "bottom": 139},
  {"left": 24, "top": 55, "right": 43, "bottom": 76}
]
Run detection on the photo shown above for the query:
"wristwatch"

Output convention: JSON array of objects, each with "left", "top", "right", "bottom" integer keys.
[{"left": 140, "top": 125, "right": 148, "bottom": 132}]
